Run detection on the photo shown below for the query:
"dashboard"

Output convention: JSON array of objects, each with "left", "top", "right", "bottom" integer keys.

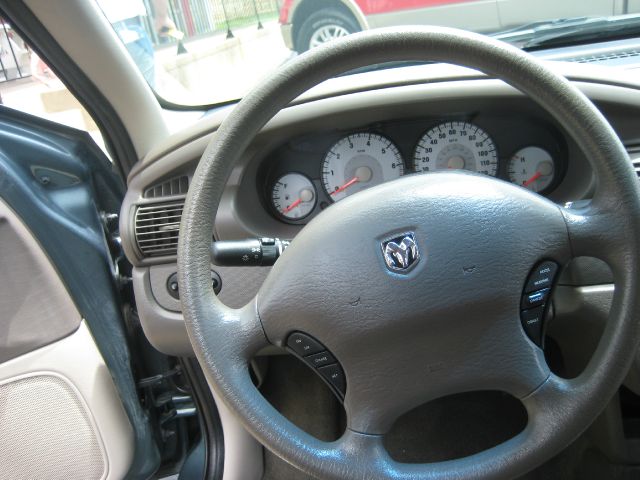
[
  {"left": 119, "top": 62, "right": 640, "bottom": 358},
  {"left": 260, "top": 114, "right": 568, "bottom": 224}
]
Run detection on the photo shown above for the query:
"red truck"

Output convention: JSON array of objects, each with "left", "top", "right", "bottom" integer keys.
[{"left": 279, "top": 0, "right": 639, "bottom": 52}]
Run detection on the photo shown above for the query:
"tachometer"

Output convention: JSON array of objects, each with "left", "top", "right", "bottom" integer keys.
[
  {"left": 321, "top": 133, "right": 404, "bottom": 202},
  {"left": 271, "top": 173, "right": 317, "bottom": 220},
  {"left": 413, "top": 121, "right": 498, "bottom": 176}
]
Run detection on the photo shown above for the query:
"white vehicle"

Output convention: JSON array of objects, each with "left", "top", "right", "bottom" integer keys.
[{"left": 279, "top": 0, "right": 640, "bottom": 51}]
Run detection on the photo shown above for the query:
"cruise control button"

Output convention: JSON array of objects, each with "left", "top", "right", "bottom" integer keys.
[
  {"left": 305, "top": 351, "right": 336, "bottom": 368},
  {"left": 521, "top": 288, "right": 550, "bottom": 310},
  {"left": 525, "top": 261, "right": 558, "bottom": 293},
  {"left": 287, "top": 332, "right": 324, "bottom": 357},
  {"left": 520, "top": 306, "right": 544, "bottom": 347},
  {"left": 318, "top": 364, "right": 346, "bottom": 394}
]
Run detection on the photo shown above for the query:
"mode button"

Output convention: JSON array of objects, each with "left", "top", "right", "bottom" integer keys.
[{"left": 525, "top": 261, "right": 558, "bottom": 293}]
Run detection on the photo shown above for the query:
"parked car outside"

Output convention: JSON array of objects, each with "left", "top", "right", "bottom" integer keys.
[{"left": 279, "top": 0, "right": 640, "bottom": 52}]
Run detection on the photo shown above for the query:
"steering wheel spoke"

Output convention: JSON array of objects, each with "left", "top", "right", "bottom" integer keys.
[
  {"left": 185, "top": 290, "right": 270, "bottom": 366},
  {"left": 333, "top": 308, "right": 551, "bottom": 434},
  {"left": 561, "top": 202, "right": 630, "bottom": 266},
  {"left": 522, "top": 374, "right": 572, "bottom": 419},
  {"left": 235, "top": 297, "right": 271, "bottom": 357}
]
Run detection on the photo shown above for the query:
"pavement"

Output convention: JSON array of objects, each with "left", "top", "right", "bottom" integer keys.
[{"left": 155, "top": 20, "right": 293, "bottom": 105}]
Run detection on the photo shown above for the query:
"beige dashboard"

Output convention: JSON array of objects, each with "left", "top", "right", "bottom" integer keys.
[{"left": 120, "top": 62, "right": 640, "bottom": 357}]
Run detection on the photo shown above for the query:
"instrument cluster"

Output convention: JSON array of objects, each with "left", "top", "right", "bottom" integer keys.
[{"left": 262, "top": 117, "right": 567, "bottom": 224}]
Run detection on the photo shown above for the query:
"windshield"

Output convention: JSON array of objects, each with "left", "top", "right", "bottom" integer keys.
[{"left": 96, "top": 0, "right": 640, "bottom": 107}]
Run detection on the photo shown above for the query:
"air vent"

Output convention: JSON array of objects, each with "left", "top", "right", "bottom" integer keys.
[
  {"left": 135, "top": 202, "right": 183, "bottom": 257},
  {"left": 567, "top": 50, "right": 640, "bottom": 64},
  {"left": 144, "top": 176, "right": 189, "bottom": 198},
  {"left": 632, "top": 156, "right": 640, "bottom": 179}
]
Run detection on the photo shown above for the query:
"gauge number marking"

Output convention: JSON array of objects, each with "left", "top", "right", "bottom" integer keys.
[
  {"left": 321, "top": 133, "right": 404, "bottom": 202},
  {"left": 413, "top": 121, "right": 498, "bottom": 176}
]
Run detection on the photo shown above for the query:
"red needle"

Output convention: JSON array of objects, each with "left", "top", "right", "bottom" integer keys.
[
  {"left": 523, "top": 171, "right": 542, "bottom": 187},
  {"left": 330, "top": 176, "right": 359, "bottom": 196},
  {"left": 282, "top": 198, "right": 302, "bottom": 214}
]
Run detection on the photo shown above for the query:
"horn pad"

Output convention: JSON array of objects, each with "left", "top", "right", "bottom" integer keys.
[{"left": 257, "top": 172, "right": 570, "bottom": 432}]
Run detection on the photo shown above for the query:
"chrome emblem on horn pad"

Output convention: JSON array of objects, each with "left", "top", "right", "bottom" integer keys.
[{"left": 381, "top": 233, "right": 419, "bottom": 272}]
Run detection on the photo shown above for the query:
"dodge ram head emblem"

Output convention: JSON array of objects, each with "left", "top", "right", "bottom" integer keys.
[{"left": 381, "top": 233, "right": 420, "bottom": 272}]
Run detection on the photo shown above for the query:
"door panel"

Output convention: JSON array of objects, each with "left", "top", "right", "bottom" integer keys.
[
  {"left": 0, "top": 197, "right": 133, "bottom": 479},
  {"left": 0, "top": 199, "right": 80, "bottom": 363},
  {"left": 0, "top": 107, "right": 159, "bottom": 479}
]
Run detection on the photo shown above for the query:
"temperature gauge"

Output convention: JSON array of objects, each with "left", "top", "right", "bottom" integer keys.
[
  {"left": 271, "top": 173, "right": 317, "bottom": 221},
  {"left": 507, "top": 146, "right": 555, "bottom": 193}
]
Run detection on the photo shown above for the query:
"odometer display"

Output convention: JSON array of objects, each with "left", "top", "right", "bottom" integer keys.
[{"left": 413, "top": 121, "right": 498, "bottom": 176}]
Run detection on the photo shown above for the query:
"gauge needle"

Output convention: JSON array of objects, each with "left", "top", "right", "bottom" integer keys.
[
  {"left": 330, "top": 176, "right": 359, "bottom": 196},
  {"left": 282, "top": 198, "right": 302, "bottom": 214},
  {"left": 523, "top": 171, "right": 542, "bottom": 187}
]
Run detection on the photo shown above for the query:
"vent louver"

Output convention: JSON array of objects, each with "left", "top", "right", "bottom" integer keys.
[
  {"left": 632, "top": 156, "right": 640, "bottom": 179},
  {"left": 144, "top": 176, "right": 189, "bottom": 198},
  {"left": 135, "top": 202, "right": 183, "bottom": 257}
]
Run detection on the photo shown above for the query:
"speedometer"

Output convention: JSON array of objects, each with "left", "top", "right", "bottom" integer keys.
[
  {"left": 413, "top": 121, "right": 498, "bottom": 176},
  {"left": 321, "top": 133, "right": 404, "bottom": 202}
]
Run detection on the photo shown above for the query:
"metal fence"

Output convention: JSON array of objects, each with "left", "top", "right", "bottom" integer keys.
[
  {"left": 143, "top": 0, "right": 282, "bottom": 45},
  {"left": 0, "top": 21, "right": 30, "bottom": 83}
]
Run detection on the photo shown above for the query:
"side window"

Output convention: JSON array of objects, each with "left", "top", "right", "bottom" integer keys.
[{"left": 0, "top": 19, "right": 109, "bottom": 155}]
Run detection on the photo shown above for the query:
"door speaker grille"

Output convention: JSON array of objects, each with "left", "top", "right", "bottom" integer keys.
[{"left": 0, "top": 374, "right": 106, "bottom": 479}]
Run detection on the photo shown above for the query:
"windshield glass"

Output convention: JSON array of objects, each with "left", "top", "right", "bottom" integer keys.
[{"left": 96, "top": 0, "right": 640, "bottom": 107}]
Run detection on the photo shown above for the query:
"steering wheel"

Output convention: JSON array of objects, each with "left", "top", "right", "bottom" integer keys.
[{"left": 178, "top": 27, "right": 640, "bottom": 479}]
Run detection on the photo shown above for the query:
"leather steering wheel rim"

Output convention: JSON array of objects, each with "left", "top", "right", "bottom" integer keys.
[{"left": 178, "top": 27, "right": 640, "bottom": 479}]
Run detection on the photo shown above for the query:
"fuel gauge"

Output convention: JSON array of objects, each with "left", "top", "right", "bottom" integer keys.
[
  {"left": 271, "top": 173, "right": 317, "bottom": 221},
  {"left": 507, "top": 146, "right": 555, "bottom": 193}
]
